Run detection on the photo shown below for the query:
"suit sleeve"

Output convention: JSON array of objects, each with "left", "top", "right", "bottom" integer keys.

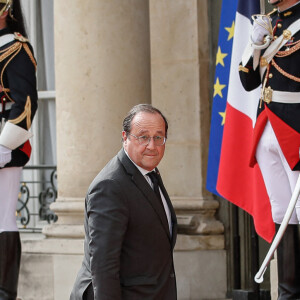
[{"left": 87, "top": 179, "right": 129, "bottom": 300}]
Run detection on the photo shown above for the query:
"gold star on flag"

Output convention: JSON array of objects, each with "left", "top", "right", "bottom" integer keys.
[
  {"left": 216, "top": 46, "right": 228, "bottom": 67},
  {"left": 225, "top": 21, "right": 235, "bottom": 41},
  {"left": 219, "top": 111, "right": 226, "bottom": 125},
  {"left": 213, "top": 77, "right": 226, "bottom": 98}
]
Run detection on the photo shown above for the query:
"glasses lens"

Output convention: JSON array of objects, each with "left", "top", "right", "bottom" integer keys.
[
  {"left": 138, "top": 136, "right": 150, "bottom": 145},
  {"left": 153, "top": 136, "right": 165, "bottom": 146},
  {"left": 135, "top": 135, "right": 166, "bottom": 146}
]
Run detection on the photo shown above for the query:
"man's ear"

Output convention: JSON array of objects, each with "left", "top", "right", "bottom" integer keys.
[{"left": 122, "top": 131, "right": 127, "bottom": 143}]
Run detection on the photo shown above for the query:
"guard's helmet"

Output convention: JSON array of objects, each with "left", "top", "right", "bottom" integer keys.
[{"left": 0, "top": 0, "right": 27, "bottom": 37}]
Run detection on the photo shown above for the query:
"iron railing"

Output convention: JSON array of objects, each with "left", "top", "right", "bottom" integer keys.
[{"left": 17, "top": 165, "right": 58, "bottom": 232}]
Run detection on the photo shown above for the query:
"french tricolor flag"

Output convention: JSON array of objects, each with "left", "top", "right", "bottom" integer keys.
[{"left": 207, "top": 0, "right": 275, "bottom": 242}]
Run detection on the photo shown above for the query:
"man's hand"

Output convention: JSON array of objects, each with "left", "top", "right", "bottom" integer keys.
[
  {"left": 0, "top": 144, "right": 12, "bottom": 167},
  {"left": 251, "top": 16, "right": 271, "bottom": 45}
]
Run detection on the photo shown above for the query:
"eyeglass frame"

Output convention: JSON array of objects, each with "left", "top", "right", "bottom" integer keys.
[{"left": 126, "top": 132, "right": 167, "bottom": 146}]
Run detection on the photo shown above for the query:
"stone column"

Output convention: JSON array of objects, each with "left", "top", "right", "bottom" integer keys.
[
  {"left": 19, "top": 1, "right": 151, "bottom": 299},
  {"left": 150, "top": 0, "right": 223, "bottom": 242},
  {"left": 149, "top": 1, "right": 226, "bottom": 299},
  {"left": 43, "top": 0, "right": 151, "bottom": 239}
]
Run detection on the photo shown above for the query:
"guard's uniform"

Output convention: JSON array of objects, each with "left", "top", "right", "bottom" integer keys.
[
  {"left": 240, "top": 3, "right": 300, "bottom": 172},
  {"left": 239, "top": 3, "right": 300, "bottom": 299},
  {"left": 0, "top": 27, "right": 37, "bottom": 231},
  {"left": 0, "top": 27, "right": 37, "bottom": 299},
  {"left": 0, "top": 27, "right": 37, "bottom": 167}
]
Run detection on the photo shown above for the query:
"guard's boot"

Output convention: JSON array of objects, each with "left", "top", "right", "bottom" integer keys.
[
  {"left": 276, "top": 224, "right": 300, "bottom": 300},
  {"left": 0, "top": 232, "right": 21, "bottom": 300}
]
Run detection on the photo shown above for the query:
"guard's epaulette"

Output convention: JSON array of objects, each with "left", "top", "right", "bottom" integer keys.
[
  {"left": 13, "top": 32, "right": 37, "bottom": 70},
  {"left": 267, "top": 8, "right": 278, "bottom": 17},
  {"left": 13, "top": 32, "right": 29, "bottom": 43}
]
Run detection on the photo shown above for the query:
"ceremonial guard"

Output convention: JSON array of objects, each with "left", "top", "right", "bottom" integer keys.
[
  {"left": 239, "top": 0, "right": 300, "bottom": 298},
  {"left": 0, "top": 0, "right": 37, "bottom": 299}
]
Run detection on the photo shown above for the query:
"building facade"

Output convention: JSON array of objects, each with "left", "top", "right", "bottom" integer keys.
[{"left": 16, "top": 0, "right": 276, "bottom": 299}]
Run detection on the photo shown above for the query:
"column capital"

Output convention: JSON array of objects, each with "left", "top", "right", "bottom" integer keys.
[{"left": 171, "top": 197, "right": 224, "bottom": 236}]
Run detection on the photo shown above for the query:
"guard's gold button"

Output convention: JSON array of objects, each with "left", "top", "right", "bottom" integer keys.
[
  {"left": 277, "top": 23, "right": 282, "bottom": 28},
  {"left": 269, "top": 73, "right": 273, "bottom": 78},
  {"left": 260, "top": 57, "right": 268, "bottom": 67}
]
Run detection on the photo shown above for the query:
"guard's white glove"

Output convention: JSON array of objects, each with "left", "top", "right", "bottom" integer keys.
[
  {"left": 0, "top": 144, "right": 12, "bottom": 168},
  {"left": 251, "top": 16, "right": 271, "bottom": 45}
]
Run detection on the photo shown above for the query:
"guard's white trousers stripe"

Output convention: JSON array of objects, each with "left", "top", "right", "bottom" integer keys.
[
  {"left": 256, "top": 121, "right": 300, "bottom": 224},
  {"left": 0, "top": 167, "right": 22, "bottom": 232}
]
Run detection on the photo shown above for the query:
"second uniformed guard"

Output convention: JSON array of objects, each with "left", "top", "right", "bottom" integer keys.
[
  {"left": 0, "top": 0, "right": 38, "bottom": 299},
  {"left": 239, "top": 0, "right": 300, "bottom": 298}
]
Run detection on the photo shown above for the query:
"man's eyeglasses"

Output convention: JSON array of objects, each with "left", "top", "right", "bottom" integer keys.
[{"left": 127, "top": 132, "right": 166, "bottom": 146}]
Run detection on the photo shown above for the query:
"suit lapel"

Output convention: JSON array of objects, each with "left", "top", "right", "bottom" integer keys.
[{"left": 118, "top": 149, "right": 171, "bottom": 241}]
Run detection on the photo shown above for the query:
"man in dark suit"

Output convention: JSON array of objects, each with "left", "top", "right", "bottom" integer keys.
[{"left": 70, "top": 104, "right": 177, "bottom": 300}]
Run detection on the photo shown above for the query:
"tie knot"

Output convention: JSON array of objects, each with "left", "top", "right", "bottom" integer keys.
[
  {"left": 147, "top": 171, "right": 158, "bottom": 182},
  {"left": 147, "top": 171, "right": 159, "bottom": 186}
]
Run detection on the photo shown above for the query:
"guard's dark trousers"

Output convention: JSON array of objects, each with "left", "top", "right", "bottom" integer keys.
[
  {"left": 0, "top": 232, "right": 21, "bottom": 300},
  {"left": 276, "top": 224, "right": 300, "bottom": 300}
]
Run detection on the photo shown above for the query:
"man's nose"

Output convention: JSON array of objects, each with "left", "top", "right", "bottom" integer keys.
[{"left": 146, "top": 137, "right": 156, "bottom": 149}]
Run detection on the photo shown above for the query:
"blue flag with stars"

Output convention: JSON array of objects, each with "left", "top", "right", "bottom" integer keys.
[{"left": 206, "top": 0, "right": 238, "bottom": 196}]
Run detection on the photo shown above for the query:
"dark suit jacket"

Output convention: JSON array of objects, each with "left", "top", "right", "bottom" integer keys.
[{"left": 70, "top": 148, "right": 177, "bottom": 300}]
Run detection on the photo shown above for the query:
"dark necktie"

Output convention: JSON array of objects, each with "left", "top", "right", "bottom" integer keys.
[
  {"left": 147, "top": 171, "right": 164, "bottom": 207},
  {"left": 147, "top": 171, "right": 172, "bottom": 236}
]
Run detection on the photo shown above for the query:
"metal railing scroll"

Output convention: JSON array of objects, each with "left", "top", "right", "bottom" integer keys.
[{"left": 17, "top": 165, "right": 58, "bottom": 232}]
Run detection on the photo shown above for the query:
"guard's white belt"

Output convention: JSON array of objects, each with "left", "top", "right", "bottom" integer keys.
[
  {"left": 0, "top": 102, "right": 13, "bottom": 112},
  {"left": 270, "top": 91, "right": 300, "bottom": 104}
]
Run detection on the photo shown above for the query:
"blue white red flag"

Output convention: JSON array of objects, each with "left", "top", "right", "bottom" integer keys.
[{"left": 207, "top": 0, "right": 275, "bottom": 242}]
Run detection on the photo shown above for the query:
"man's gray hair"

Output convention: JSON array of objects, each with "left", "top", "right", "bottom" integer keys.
[{"left": 123, "top": 104, "right": 168, "bottom": 138}]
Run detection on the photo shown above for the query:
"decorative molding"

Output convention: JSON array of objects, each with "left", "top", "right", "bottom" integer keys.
[
  {"left": 175, "top": 234, "right": 224, "bottom": 251},
  {"left": 49, "top": 197, "right": 85, "bottom": 225},
  {"left": 42, "top": 224, "right": 84, "bottom": 239},
  {"left": 21, "top": 237, "right": 84, "bottom": 255}
]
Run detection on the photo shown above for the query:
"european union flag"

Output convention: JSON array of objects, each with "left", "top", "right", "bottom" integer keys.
[
  {"left": 206, "top": 0, "right": 238, "bottom": 196},
  {"left": 206, "top": 0, "right": 275, "bottom": 242}
]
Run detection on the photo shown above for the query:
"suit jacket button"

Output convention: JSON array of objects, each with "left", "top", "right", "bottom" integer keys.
[{"left": 170, "top": 273, "right": 175, "bottom": 278}]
